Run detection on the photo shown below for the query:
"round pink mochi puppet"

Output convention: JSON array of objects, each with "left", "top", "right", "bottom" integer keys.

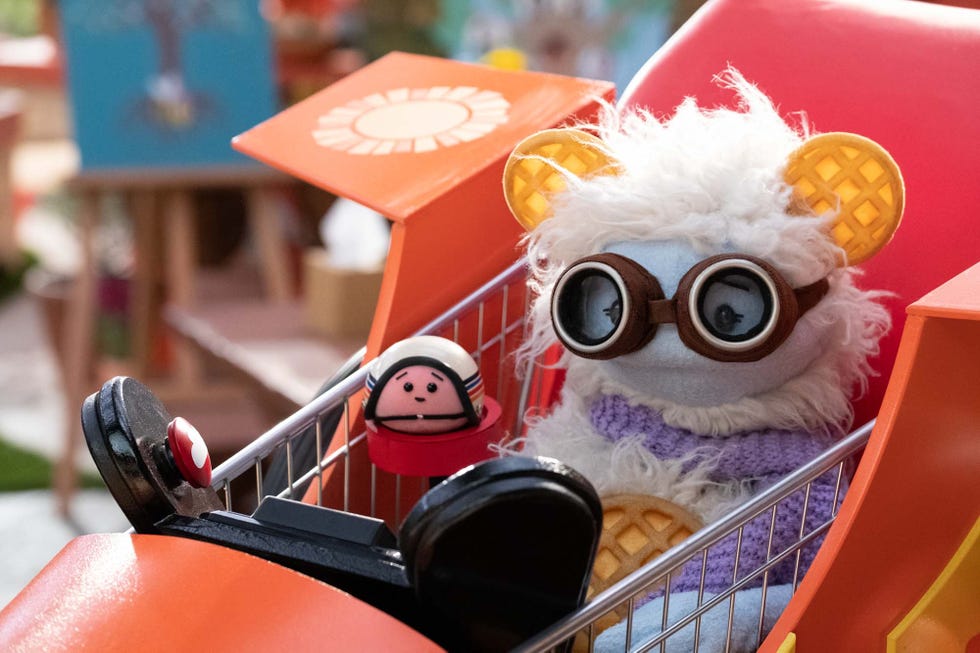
[{"left": 364, "top": 336, "right": 485, "bottom": 434}]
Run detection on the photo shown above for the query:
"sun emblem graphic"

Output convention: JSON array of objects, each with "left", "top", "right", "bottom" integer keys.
[{"left": 313, "top": 87, "right": 511, "bottom": 155}]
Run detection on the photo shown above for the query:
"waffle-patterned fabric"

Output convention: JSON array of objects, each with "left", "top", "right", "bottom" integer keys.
[{"left": 590, "top": 393, "right": 844, "bottom": 593}]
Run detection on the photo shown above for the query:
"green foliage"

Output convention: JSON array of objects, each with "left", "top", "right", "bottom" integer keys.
[
  {"left": 97, "top": 314, "right": 131, "bottom": 359},
  {"left": 0, "top": 0, "right": 40, "bottom": 37},
  {"left": 0, "top": 438, "right": 105, "bottom": 492},
  {"left": 0, "top": 250, "right": 39, "bottom": 304},
  {"left": 357, "top": 0, "right": 447, "bottom": 62}
]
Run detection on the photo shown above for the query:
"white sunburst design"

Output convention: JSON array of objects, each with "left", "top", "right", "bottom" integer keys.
[{"left": 313, "top": 86, "right": 511, "bottom": 155}]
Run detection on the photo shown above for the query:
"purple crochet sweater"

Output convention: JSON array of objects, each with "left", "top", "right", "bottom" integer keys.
[{"left": 590, "top": 394, "right": 845, "bottom": 593}]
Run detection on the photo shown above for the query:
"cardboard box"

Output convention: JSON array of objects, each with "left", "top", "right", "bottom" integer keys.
[{"left": 303, "top": 248, "right": 383, "bottom": 339}]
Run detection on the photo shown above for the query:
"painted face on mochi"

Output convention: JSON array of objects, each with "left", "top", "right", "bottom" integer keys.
[
  {"left": 372, "top": 364, "right": 472, "bottom": 433},
  {"left": 580, "top": 239, "right": 833, "bottom": 407}
]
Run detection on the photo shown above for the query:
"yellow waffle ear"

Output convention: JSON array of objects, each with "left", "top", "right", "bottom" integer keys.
[
  {"left": 784, "top": 132, "right": 904, "bottom": 266},
  {"left": 503, "top": 128, "right": 620, "bottom": 232}
]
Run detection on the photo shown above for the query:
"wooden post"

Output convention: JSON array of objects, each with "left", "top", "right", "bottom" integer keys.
[
  {"left": 54, "top": 191, "right": 99, "bottom": 516},
  {"left": 164, "top": 188, "right": 202, "bottom": 386},
  {"left": 129, "top": 190, "right": 160, "bottom": 377},
  {"left": 0, "top": 92, "right": 21, "bottom": 267},
  {"left": 246, "top": 186, "right": 292, "bottom": 302}
]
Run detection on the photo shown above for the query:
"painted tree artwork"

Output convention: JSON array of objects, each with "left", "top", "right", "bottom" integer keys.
[
  {"left": 59, "top": 0, "right": 278, "bottom": 170},
  {"left": 121, "top": 0, "right": 247, "bottom": 128}
]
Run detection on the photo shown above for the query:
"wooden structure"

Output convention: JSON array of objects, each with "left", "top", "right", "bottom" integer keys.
[{"left": 56, "top": 166, "right": 293, "bottom": 514}]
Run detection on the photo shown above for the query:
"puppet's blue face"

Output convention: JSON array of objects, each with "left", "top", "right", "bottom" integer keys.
[{"left": 579, "top": 240, "right": 831, "bottom": 406}]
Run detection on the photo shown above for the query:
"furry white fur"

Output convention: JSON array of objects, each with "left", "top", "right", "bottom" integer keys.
[{"left": 506, "top": 71, "right": 893, "bottom": 519}]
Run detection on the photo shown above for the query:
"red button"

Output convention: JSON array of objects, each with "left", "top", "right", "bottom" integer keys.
[{"left": 166, "top": 417, "right": 212, "bottom": 488}]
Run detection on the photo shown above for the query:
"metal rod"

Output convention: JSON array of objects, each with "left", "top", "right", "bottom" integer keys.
[
  {"left": 723, "top": 527, "right": 745, "bottom": 653},
  {"left": 756, "top": 574, "right": 771, "bottom": 649},
  {"left": 659, "top": 571, "right": 672, "bottom": 653},
  {"left": 757, "top": 506, "right": 778, "bottom": 645},
  {"left": 285, "top": 437, "right": 294, "bottom": 500},
  {"left": 498, "top": 284, "right": 509, "bottom": 400},
  {"left": 693, "top": 548, "right": 708, "bottom": 653},
  {"left": 831, "top": 462, "right": 845, "bottom": 518},
  {"left": 723, "top": 592, "right": 737, "bottom": 653},
  {"left": 792, "top": 481, "right": 814, "bottom": 592},
  {"left": 624, "top": 597, "right": 636, "bottom": 652},
  {"left": 476, "top": 302, "right": 485, "bottom": 365},
  {"left": 315, "top": 418, "right": 324, "bottom": 507},
  {"left": 343, "top": 398, "right": 351, "bottom": 513},
  {"left": 255, "top": 460, "right": 263, "bottom": 506}
]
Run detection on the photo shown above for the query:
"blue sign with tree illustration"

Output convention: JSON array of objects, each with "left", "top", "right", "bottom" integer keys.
[{"left": 59, "top": 0, "right": 278, "bottom": 170}]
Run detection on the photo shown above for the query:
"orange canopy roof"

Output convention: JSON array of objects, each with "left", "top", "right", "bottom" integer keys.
[{"left": 233, "top": 51, "right": 614, "bottom": 221}]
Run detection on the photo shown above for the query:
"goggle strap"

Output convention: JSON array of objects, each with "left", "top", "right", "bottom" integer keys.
[
  {"left": 795, "top": 278, "right": 831, "bottom": 316},
  {"left": 648, "top": 298, "right": 677, "bottom": 324}
]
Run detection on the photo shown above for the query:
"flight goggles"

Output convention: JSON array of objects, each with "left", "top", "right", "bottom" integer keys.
[{"left": 551, "top": 253, "right": 829, "bottom": 363}]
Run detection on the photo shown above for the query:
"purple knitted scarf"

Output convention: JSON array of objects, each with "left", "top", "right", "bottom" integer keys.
[{"left": 589, "top": 394, "right": 845, "bottom": 593}]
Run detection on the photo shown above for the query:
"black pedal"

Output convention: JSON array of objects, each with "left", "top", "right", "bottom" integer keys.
[{"left": 251, "top": 496, "right": 398, "bottom": 548}]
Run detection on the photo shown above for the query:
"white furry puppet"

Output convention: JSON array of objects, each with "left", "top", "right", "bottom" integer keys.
[{"left": 501, "top": 70, "right": 903, "bottom": 651}]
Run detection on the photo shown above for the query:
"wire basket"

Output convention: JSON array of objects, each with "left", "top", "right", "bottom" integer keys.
[{"left": 206, "top": 257, "right": 869, "bottom": 652}]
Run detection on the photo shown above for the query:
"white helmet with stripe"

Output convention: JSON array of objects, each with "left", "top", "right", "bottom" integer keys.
[{"left": 365, "top": 336, "right": 485, "bottom": 433}]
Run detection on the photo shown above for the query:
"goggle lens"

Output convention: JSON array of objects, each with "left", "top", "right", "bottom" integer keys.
[
  {"left": 554, "top": 265, "right": 625, "bottom": 348},
  {"left": 694, "top": 267, "right": 775, "bottom": 344}
]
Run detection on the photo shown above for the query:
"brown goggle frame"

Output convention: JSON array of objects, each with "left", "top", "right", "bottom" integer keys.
[{"left": 551, "top": 253, "right": 829, "bottom": 363}]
